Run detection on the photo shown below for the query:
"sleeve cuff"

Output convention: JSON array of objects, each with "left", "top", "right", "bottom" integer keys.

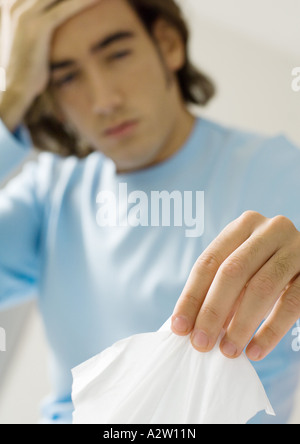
[
  {"left": 12, "top": 124, "right": 33, "bottom": 148},
  {"left": 0, "top": 119, "right": 33, "bottom": 183}
]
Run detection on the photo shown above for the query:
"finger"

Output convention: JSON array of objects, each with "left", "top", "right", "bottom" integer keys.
[
  {"left": 171, "top": 211, "right": 263, "bottom": 336},
  {"left": 8, "top": 0, "right": 32, "bottom": 12},
  {"left": 245, "top": 274, "right": 300, "bottom": 361},
  {"left": 41, "top": 0, "right": 100, "bottom": 20},
  {"left": 9, "top": 0, "right": 47, "bottom": 15},
  {"left": 220, "top": 244, "right": 300, "bottom": 358},
  {"left": 9, "top": 0, "right": 77, "bottom": 14},
  {"left": 9, "top": 0, "right": 98, "bottom": 26},
  {"left": 9, "top": 0, "right": 37, "bottom": 20},
  {"left": 42, "top": 0, "right": 87, "bottom": 13},
  {"left": 191, "top": 225, "right": 281, "bottom": 353},
  {"left": 222, "top": 286, "right": 246, "bottom": 331}
]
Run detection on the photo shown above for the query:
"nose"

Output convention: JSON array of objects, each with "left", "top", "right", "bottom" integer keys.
[{"left": 86, "top": 68, "right": 123, "bottom": 115}]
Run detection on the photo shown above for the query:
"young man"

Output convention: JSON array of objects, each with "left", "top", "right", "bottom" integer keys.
[{"left": 0, "top": 0, "right": 299, "bottom": 424}]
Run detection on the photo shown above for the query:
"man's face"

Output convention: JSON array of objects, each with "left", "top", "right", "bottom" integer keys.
[{"left": 49, "top": 0, "right": 190, "bottom": 173}]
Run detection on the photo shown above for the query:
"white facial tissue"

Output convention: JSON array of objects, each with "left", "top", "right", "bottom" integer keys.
[{"left": 71, "top": 317, "right": 275, "bottom": 424}]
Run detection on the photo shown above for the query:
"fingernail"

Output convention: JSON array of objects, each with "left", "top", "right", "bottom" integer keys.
[
  {"left": 192, "top": 330, "right": 209, "bottom": 350},
  {"left": 172, "top": 316, "right": 189, "bottom": 333},
  {"left": 221, "top": 340, "right": 238, "bottom": 358},
  {"left": 247, "top": 344, "right": 262, "bottom": 361}
]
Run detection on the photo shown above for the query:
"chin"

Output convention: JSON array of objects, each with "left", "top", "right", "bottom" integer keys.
[{"left": 114, "top": 153, "right": 156, "bottom": 174}]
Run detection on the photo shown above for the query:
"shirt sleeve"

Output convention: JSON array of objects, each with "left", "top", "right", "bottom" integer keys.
[
  {"left": 0, "top": 119, "right": 33, "bottom": 184},
  {"left": 0, "top": 119, "right": 41, "bottom": 309}
]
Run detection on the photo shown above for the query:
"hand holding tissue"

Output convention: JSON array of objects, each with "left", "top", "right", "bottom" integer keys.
[{"left": 71, "top": 317, "right": 275, "bottom": 424}]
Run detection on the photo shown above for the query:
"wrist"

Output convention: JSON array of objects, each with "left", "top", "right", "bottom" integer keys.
[{"left": 0, "top": 91, "right": 24, "bottom": 133}]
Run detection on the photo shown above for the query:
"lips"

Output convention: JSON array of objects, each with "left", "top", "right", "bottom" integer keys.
[{"left": 104, "top": 120, "right": 138, "bottom": 137}]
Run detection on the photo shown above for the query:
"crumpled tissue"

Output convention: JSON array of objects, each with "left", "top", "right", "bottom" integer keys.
[{"left": 71, "top": 317, "right": 275, "bottom": 424}]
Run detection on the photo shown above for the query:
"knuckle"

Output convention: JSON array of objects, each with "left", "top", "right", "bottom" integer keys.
[
  {"left": 248, "top": 274, "right": 276, "bottom": 299},
  {"left": 269, "top": 215, "right": 296, "bottom": 232},
  {"left": 195, "top": 251, "right": 221, "bottom": 274},
  {"left": 230, "top": 320, "right": 251, "bottom": 340},
  {"left": 219, "top": 257, "right": 246, "bottom": 281},
  {"left": 272, "top": 256, "right": 293, "bottom": 281},
  {"left": 262, "top": 323, "right": 281, "bottom": 343},
  {"left": 239, "top": 210, "right": 262, "bottom": 224},
  {"left": 200, "top": 304, "right": 221, "bottom": 323},
  {"left": 183, "top": 292, "right": 201, "bottom": 312},
  {"left": 283, "top": 291, "right": 300, "bottom": 314}
]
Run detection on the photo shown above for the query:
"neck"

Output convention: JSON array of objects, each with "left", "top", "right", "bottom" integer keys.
[
  {"left": 116, "top": 108, "right": 196, "bottom": 175},
  {"left": 149, "top": 108, "right": 196, "bottom": 168}
]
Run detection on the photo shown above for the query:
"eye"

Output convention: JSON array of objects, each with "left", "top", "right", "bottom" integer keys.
[
  {"left": 108, "top": 50, "right": 131, "bottom": 61},
  {"left": 53, "top": 72, "right": 79, "bottom": 88}
]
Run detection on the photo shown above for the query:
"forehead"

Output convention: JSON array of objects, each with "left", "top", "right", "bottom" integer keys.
[{"left": 50, "top": 0, "right": 145, "bottom": 57}]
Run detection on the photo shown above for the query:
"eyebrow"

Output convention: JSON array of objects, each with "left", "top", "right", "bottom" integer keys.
[{"left": 49, "top": 30, "right": 135, "bottom": 72}]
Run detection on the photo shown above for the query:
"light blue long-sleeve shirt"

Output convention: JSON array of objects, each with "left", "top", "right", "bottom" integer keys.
[{"left": 0, "top": 116, "right": 299, "bottom": 424}]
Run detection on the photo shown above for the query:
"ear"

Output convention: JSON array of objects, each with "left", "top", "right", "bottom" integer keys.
[{"left": 152, "top": 18, "right": 185, "bottom": 73}]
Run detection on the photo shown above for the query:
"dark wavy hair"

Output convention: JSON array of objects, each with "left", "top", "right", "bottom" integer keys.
[{"left": 24, "top": 0, "right": 216, "bottom": 158}]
